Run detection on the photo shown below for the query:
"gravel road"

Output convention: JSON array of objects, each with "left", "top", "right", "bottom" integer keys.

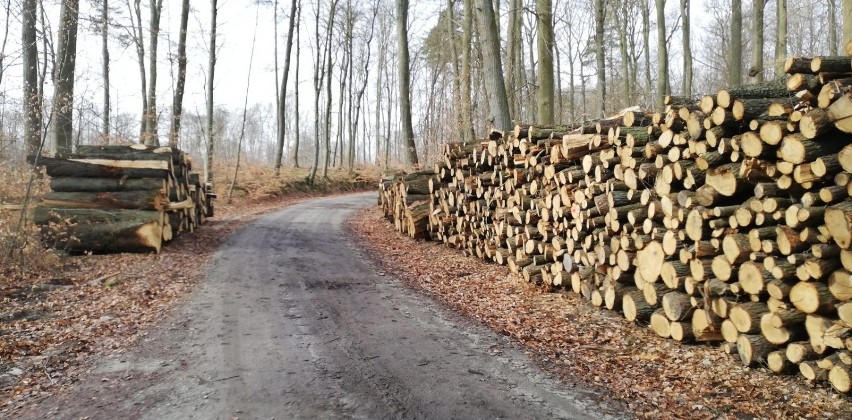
[{"left": 21, "top": 193, "right": 624, "bottom": 419}]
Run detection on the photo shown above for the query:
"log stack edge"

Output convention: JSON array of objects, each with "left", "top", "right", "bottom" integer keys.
[
  {"left": 379, "top": 56, "right": 852, "bottom": 394},
  {"left": 29, "top": 144, "right": 214, "bottom": 254}
]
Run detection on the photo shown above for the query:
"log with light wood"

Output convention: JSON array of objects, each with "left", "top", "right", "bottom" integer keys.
[{"left": 381, "top": 58, "right": 852, "bottom": 393}]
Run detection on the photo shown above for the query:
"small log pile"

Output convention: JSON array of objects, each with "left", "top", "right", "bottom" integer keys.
[
  {"left": 380, "top": 58, "right": 852, "bottom": 394},
  {"left": 29, "top": 144, "right": 213, "bottom": 253}
]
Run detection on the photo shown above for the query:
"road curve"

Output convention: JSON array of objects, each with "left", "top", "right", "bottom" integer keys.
[{"left": 21, "top": 193, "right": 623, "bottom": 419}]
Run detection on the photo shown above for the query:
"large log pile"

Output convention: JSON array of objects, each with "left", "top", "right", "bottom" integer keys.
[
  {"left": 30, "top": 144, "right": 213, "bottom": 253},
  {"left": 380, "top": 58, "right": 852, "bottom": 394}
]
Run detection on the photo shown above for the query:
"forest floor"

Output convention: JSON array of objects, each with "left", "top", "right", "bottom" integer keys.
[
  {"left": 0, "top": 165, "right": 378, "bottom": 416},
  {"left": 349, "top": 207, "right": 852, "bottom": 419},
  {"left": 3, "top": 166, "right": 851, "bottom": 418}
]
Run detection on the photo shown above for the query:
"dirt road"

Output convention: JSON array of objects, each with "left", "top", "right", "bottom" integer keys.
[{"left": 21, "top": 193, "right": 623, "bottom": 419}]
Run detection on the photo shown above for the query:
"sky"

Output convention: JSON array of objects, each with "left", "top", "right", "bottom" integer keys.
[{"left": 0, "top": 0, "right": 714, "bottom": 129}]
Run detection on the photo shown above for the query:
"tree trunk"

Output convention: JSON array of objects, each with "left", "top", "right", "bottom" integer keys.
[
  {"left": 616, "top": 0, "right": 631, "bottom": 105},
  {"left": 322, "top": 2, "right": 337, "bottom": 178},
  {"left": 535, "top": 0, "right": 553, "bottom": 124},
  {"left": 274, "top": 0, "right": 299, "bottom": 175},
  {"left": 775, "top": 0, "right": 787, "bottom": 78},
  {"left": 830, "top": 0, "right": 839, "bottom": 54},
  {"left": 845, "top": 0, "right": 852, "bottom": 51},
  {"left": 293, "top": 2, "right": 302, "bottom": 167},
  {"left": 205, "top": 0, "right": 218, "bottom": 184},
  {"left": 507, "top": 0, "right": 521, "bottom": 119},
  {"left": 681, "top": 0, "right": 692, "bottom": 98},
  {"left": 22, "top": 0, "right": 41, "bottom": 156},
  {"left": 227, "top": 8, "right": 259, "bottom": 204},
  {"left": 128, "top": 0, "right": 148, "bottom": 141},
  {"left": 656, "top": 0, "right": 669, "bottom": 107},
  {"left": 461, "top": 0, "right": 475, "bottom": 143},
  {"left": 594, "top": 0, "right": 606, "bottom": 117},
  {"left": 396, "top": 0, "right": 419, "bottom": 165},
  {"left": 169, "top": 0, "right": 190, "bottom": 148},
  {"left": 53, "top": 0, "right": 80, "bottom": 156},
  {"left": 143, "top": 0, "right": 164, "bottom": 146},
  {"left": 101, "top": 0, "right": 110, "bottom": 140},
  {"left": 641, "top": 0, "right": 652, "bottom": 107},
  {"left": 730, "top": 0, "right": 743, "bottom": 86},
  {"left": 750, "top": 0, "right": 764, "bottom": 83},
  {"left": 476, "top": 0, "right": 512, "bottom": 131}
]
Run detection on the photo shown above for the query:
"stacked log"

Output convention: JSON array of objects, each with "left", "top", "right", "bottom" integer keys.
[
  {"left": 29, "top": 144, "right": 213, "bottom": 253},
  {"left": 379, "top": 57, "right": 852, "bottom": 394}
]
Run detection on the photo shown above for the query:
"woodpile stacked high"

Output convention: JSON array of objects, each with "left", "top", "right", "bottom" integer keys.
[
  {"left": 380, "top": 56, "right": 852, "bottom": 394},
  {"left": 29, "top": 144, "right": 213, "bottom": 253}
]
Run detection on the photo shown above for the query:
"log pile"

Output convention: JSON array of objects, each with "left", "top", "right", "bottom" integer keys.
[
  {"left": 380, "top": 57, "right": 852, "bottom": 394},
  {"left": 29, "top": 144, "right": 214, "bottom": 253}
]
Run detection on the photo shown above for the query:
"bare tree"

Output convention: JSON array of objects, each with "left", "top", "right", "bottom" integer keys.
[
  {"left": 681, "top": 0, "right": 693, "bottom": 98},
  {"left": 461, "top": 0, "right": 475, "bottom": 142},
  {"left": 476, "top": 0, "right": 512, "bottom": 131},
  {"left": 593, "top": 0, "right": 605, "bottom": 116},
  {"left": 396, "top": 0, "right": 419, "bottom": 164},
  {"left": 655, "top": 0, "right": 669, "bottom": 108},
  {"left": 169, "top": 0, "right": 190, "bottom": 148},
  {"left": 842, "top": 0, "right": 852, "bottom": 53},
  {"left": 775, "top": 0, "right": 786, "bottom": 78},
  {"left": 615, "top": 0, "right": 631, "bottom": 104},
  {"left": 641, "top": 0, "right": 651, "bottom": 104},
  {"left": 829, "top": 0, "right": 838, "bottom": 54},
  {"left": 23, "top": 0, "right": 42, "bottom": 156},
  {"left": 100, "top": 0, "right": 110, "bottom": 140},
  {"left": 750, "top": 0, "right": 764, "bottom": 83},
  {"left": 205, "top": 0, "right": 218, "bottom": 184},
  {"left": 53, "top": 0, "right": 80, "bottom": 156},
  {"left": 274, "top": 0, "right": 299, "bottom": 174},
  {"left": 127, "top": 0, "right": 147, "bottom": 140},
  {"left": 349, "top": 0, "right": 379, "bottom": 170},
  {"left": 308, "top": 0, "right": 338, "bottom": 185},
  {"left": 730, "top": 0, "right": 742, "bottom": 86},
  {"left": 507, "top": 0, "right": 522, "bottom": 119},
  {"left": 142, "top": 0, "right": 164, "bottom": 145},
  {"left": 228, "top": 9, "right": 259, "bottom": 204},
  {"left": 0, "top": 0, "right": 9, "bottom": 86},
  {"left": 536, "top": 0, "right": 554, "bottom": 124}
]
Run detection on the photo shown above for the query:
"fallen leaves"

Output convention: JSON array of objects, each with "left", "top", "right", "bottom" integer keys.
[
  {"left": 349, "top": 206, "right": 852, "bottom": 419},
  {"left": 0, "top": 179, "right": 374, "bottom": 417}
]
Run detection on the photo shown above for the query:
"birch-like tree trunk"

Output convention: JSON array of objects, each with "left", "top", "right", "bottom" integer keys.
[
  {"left": 655, "top": 0, "right": 669, "bottom": 108},
  {"left": 53, "top": 0, "right": 80, "bottom": 156},
  {"left": 536, "top": 0, "right": 553, "bottom": 124},
  {"left": 101, "top": 0, "right": 110, "bottom": 140},
  {"left": 23, "top": 0, "right": 41, "bottom": 156},
  {"left": 730, "top": 0, "right": 743, "bottom": 86},
  {"left": 396, "top": 0, "right": 419, "bottom": 165},
  {"left": 750, "top": 0, "right": 764, "bottom": 83},
  {"left": 681, "top": 0, "right": 692, "bottom": 98},
  {"left": 142, "top": 0, "right": 164, "bottom": 146},
  {"left": 775, "top": 0, "right": 786, "bottom": 78},
  {"left": 593, "top": 0, "right": 606, "bottom": 117},
  {"left": 205, "top": 0, "right": 218, "bottom": 184},
  {"left": 169, "top": 0, "right": 190, "bottom": 148},
  {"left": 274, "top": 0, "right": 299, "bottom": 175}
]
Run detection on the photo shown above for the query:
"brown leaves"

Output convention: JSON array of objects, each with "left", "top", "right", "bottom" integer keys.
[{"left": 350, "top": 206, "right": 851, "bottom": 419}]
